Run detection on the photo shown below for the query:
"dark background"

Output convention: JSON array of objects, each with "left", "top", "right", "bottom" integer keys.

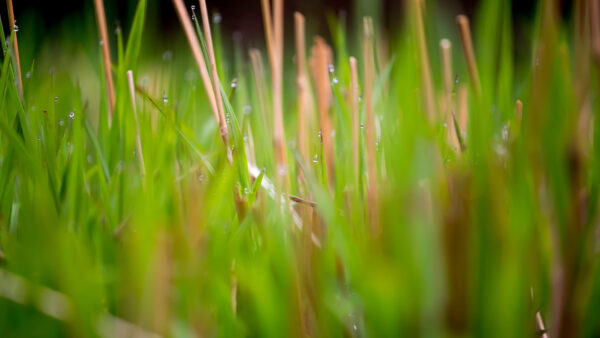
[{"left": 6, "top": 0, "right": 549, "bottom": 39}]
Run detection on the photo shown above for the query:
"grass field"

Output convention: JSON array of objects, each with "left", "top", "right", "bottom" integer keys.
[{"left": 1, "top": 0, "right": 600, "bottom": 336}]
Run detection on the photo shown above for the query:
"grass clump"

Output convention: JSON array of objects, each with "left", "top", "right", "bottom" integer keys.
[{"left": 1, "top": 0, "right": 600, "bottom": 336}]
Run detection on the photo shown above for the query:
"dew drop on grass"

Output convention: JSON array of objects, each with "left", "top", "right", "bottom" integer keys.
[
  {"left": 213, "top": 13, "right": 222, "bottom": 24},
  {"left": 59, "top": 120, "right": 64, "bottom": 126},
  {"left": 328, "top": 64, "right": 334, "bottom": 73},
  {"left": 99, "top": 40, "right": 104, "bottom": 46},
  {"left": 162, "top": 94, "right": 168, "bottom": 103},
  {"left": 243, "top": 187, "right": 250, "bottom": 195},
  {"left": 191, "top": 5, "right": 196, "bottom": 11},
  {"left": 13, "top": 25, "right": 18, "bottom": 32},
  {"left": 243, "top": 135, "right": 248, "bottom": 142},
  {"left": 360, "top": 124, "right": 365, "bottom": 129},
  {"left": 54, "top": 96, "right": 59, "bottom": 103},
  {"left": 25, "top": 72, "right": 30, "bottom": 79},
  {"left": 231, "top": 79, "right": 238, "bottom": 88},
  {"left": 332, "top": 77, "right": 338, "bottom": 84},
  {"left": 501, "top": 125, "right": 509, "bottom": 141},
  {"left": 69, "top": 112, "right": 75, "bottom": 120},
  {"left": 443, "top": 122, "right": 447, "bottom": 128},
  {"left": 313, "top": 154, "right": 319, "bottom": 163},
  {"left": 243, "top": 105, "right": 252, "bottom": 114},
  {"left": 163, "top": 50, "right": 173, "bottom": 61},
  {"left": 277, "top": 165, "right": 287, "bottom": 176}
]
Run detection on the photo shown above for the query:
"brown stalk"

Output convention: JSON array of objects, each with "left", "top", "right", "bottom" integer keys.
[
  {"left": 413, "top": 0, "right": 436, "bottom": 121},
  {"left": 311, "top": 37, "right": 335, "bottom": 184},
  {"left": 457, "top": 85, "right": 468, "bottom": 137},
  {"left": 349, "top": 56, "right": 360, "bottom": 181},
  {"left": 440, "top": 39, "right": 460, "bottom": 152},
  {"left": 592, "top": 0, "right": 600, "bottom": 63},
  {"left": 295, "top": 12, "right": 310, "bottom": 165},
  {"left": 127, "top": 70, "right": 146, "bottom": 179},
  {"left": 93, "top": 0, "right": 116, "bottom": 126},
  {"left": 6, "top": 0, "right": 22, "bottom": 98},
  {"left": 261, "top": 0, "right": 288, "bottom": 190},
  {"left": 199, "top": 0, "right": 229, "bottom": 149},
  {"left": 171, "top": 0, "right": 220, "bottom": 136},
  {"left": 363, "top": 17, "right": 380, "bottom": 236},
  {"left": 456, "top": 15, "right": 482, "bottom": 97}
]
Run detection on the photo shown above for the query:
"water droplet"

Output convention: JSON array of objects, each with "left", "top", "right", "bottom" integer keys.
[
  {"left": 191, "top": 14, "right": 196, "bottom": 21},
  {"left": 59, "top": 120, "right": 64, "bottom": 126},
  {"left": 243, "top": 187, "right": 250, "bottom": 195},
  {"left": 443, "top": 122, "right": 448, "bottom": 128},
  {"left": 162, "top": 94, "right": 168, "bottom": 103},
  {"left": 162, "top": 50, "right": 173, "bottom": 61},
  {"left": 332, "top": 77, "right": 338, "bottom": 84},
  {"left": 13, "top": 24, "right": 18, "bottom": 32},
  {"left": 213, "top": 13, "right": 222, "bottom": 24},
  {"left": 99, "top": 40, "right": 104, "bottom": 46},
  {"left": 243, "top": 105, "right": 252, "bottom": 114},
  {"left": 191, "top": 5, "right": 196, "bottom": 11},
  {"left": 230, "top": 79, "right": 237, "bottom": 88},
  {"left": 69, "top": 112, "right": 75, "bottom": 120},
  {"left": 25, "top": 72, "right": 30, "bottom": 79},
  {"left": 331, "top": 129, "right": 336, "bottom": 137},
  {"left": 277, "top": 165, "right": 287, "bottom": 176},
  {"left": 198, "top": 173, "right": 204, "bottom": 182},
  {"left": 54, "top": 96, "right": 59, "bottom": 103},
  {"left": 243, "top": 135, "right": 248, "bottom": 142},
  {"left": 312, "top": 154, "right": 319, "bottom": 163},
  {"left": 114, "top": 26, "right": 121, "bottom": 35},
  {"left": 328, "top": 64, "right": 334, "bottom": 73},
  {"left": 501, "top": 125, "right": 509, "bottom": 141},
  {"left": 317, "top": 130, "right": 322, "bottom": 140},
  {"left": 358, "top": 95, "right": 362, "bottom": 102},
  {"left": 360, "top": 124, "right": 365, "bottom": 129}
]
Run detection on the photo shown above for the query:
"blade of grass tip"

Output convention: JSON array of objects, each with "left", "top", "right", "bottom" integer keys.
[
  {"left": 5, "top": 0, "right": 22, "bottom": 98},
  {"left": 440, "top": 39, "right": 460, "bottom": 152},
  {"left": 363, "top": 17, "right": 380, "bottom": 236},
  {"left": 199, "top": 0, "right": 230, "bottom": 156},
  {"left": 171, "top": 0, "right": 221, "bottom": 137},
  {"left": 456, "top": 15, "right": 482, "bottom": 97},
  {"left": 295, "top": 12, "right": 310, "bottom": 166},
  {"left": 93, "top": 0, "right": 116, "bottom": 126},
  {"left": 413, "top": 0, "right": 435, "bottom": 122},
  {"left": 127, "top": 70, "right": 146, "bottom": 180},
  {"left": 349, "top": 56, "right": 360, "bottom": 183}
]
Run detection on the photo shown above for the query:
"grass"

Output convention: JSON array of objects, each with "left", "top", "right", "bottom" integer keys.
[{"left": 1, "top": 0, "right": 600, "bottom": 336}]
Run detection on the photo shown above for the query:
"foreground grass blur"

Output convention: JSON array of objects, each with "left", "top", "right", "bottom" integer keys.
[{"left": 1, "top": 0, "right": 600, "bottom": 336}]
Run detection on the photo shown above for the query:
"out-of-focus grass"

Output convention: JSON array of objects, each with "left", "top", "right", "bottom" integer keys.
[{"left": 0, "top": 0, "right": 599, "bottom": 337}]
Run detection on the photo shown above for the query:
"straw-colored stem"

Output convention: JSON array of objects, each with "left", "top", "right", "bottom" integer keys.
[
  {"left": 93, "top": 0, "right": 116, "bottom": 126},
  {"left": 413, "top": 0, "right": 436, "bottom": 121},
  {"left": 6, "top": 0, "right": 22, "bottom": 98},
  {"left": 199, "top": 0, "right": 229, "bottom": 148},
  {"left": 261, "top": 0, "right": 288, "bottom": 190},
  {"left": 440, "top": 39, "right": 459, "bottom": 152},
  {"left": 457, "top": 85, "right": 468, "bottom": 134},
  {"left": 456, "top": 15, "right": 482, "bottom": 97},
  {"left": 127, "top": 70, "right": 146, "bottom": 179},
  {"left": 363, "top": 17, "right": 379, "bottom": 236},
  {"left": 295, "top": 12, "right": 310, "bottom": 166},
  {"left": 591, "top": 0, "right": 600, "bottom": 62},
  {"left": 312, "top": 37, "right": 334, "bottom": 184},
  {"left": 172, "top": 0, "right": 220, "bottom": 132},
  {"left": 349, "top": 56, "right": 360, "bottom": 182}
]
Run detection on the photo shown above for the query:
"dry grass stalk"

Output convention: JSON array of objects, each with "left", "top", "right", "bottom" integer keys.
[
  {"left": 440, "top": 39, "right": 460, "bottom": 152},
  {"left": 413, "top": 0, "right": 436, "bottom": 121},
  {"left": 349, "top": 56, "right": 360, "bottom": 181},
  {"left": 591, "top": 0, "right": 600, "bottom": 62},
  {"left": 311, "top": 37, "right": 335, "bottom": 183},
  {"left": 363, "top": 17, "right": 380, "bottom": 235},
  {"left": 127, "top": 70, "right": 146, "bottom": 179},
  {"left": 6, "top": 0, "right": 22, "bottom": 98},
  {"left": 261, "top": 0, "right": 288, "bottom": 190},
  {"left": 295, "top": 12, "right": 310, "bottom": 166},
  {"left": 199, "top": 0, "right": 229, "bottom": 148},
  {"left": 456, "top": 15, "right": 482, "bottom": 97},
  {"left": 172, "top": 0, "right": 220, "bottom": 135},
  {"left": 457, "top": 85, "right": 468, "bottom": 137},
  {"left": 93, "top": 0, "right": 116, "bottom": 126}
]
